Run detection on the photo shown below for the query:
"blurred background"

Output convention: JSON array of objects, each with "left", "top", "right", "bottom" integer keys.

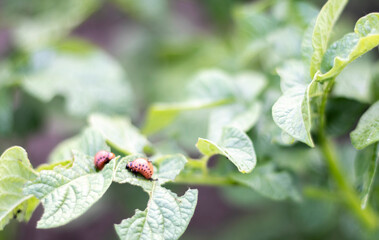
[{"left": 0, "top": 0, "right": 379, "bottom": 239}]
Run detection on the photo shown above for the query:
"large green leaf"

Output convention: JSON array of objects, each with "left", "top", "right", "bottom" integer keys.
[
  {"left": 0, "top": 146, "right": 39, "bottom": 230},
  {"left": 309, "top": 0, "right": 348, "bottom": 77},
  {"left": 24, "top": 151, "right": 117, "bottom": 228},
  {"left": 143, "top": 70, "right": 265, "bottom": 136},
  {"left": 115, "top": 185, "right": 197, "bottom": 240},
  {"left": 2, "top": 0, "right": 100, "bottom": 51},
  {"left": 351, "top": 101, "right": 379, "bottom": 150},
  {"left": 293, "top": 2, "right": 319, "bottom": 27},
  {"left": 231, "top": 164, "right": 301, "bottom": 201},
  {"left": 234, "top": 71, "right": 267, "bottom": 103},
  {"left": 233, "top": 1, "right": 277, "bottom": 65},
  {"left": 333, "top": 59, "right": 374, "bottom": 103},
  {"left": 197, "top": 126, "right": 256, "bottom": 173},
  {"left": 142, "top": 70, "right": 237, "bottom": 135},
  {"left": 89, "top": 113, "right": 150, "bottom": 155},
  {"left": 317, "top": 13, "right": 379, "bottom": 81},
  {"left": 233, "top": 1, "right": 277, "bottom": 40},
  {"left": 142, "top": 99, "right": 232, "bottom": 136},
  {"left": 22, "top": 40, "right": 133, "bottom": 117},
  {"left": 302, "top": 18, "right": 316, "bottom": 65},
  {"left": 272, "top": 90, "right": 313, "bottom": 147},
  {"left": 355, "top": 144, "right": 379, "bottom": 209},
  {"left": 48, "top": 127, "right": 109, "bottom": 164},
  {"left": 187, "top": 69, "right": 238, "bottom": 102},
  {"left": 272, "top": 60, "right": 314, "bottom": 147},
  {"left": 207, "top": 102, "right": 261, "bottom": 142},
  {"left": 205, "top": 71, "right": 266, "bottom": 141}
]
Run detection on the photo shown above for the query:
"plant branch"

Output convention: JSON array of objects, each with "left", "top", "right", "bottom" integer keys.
[
  {"left": 174, "top": 173, "right": 237, "bottom": 186},
  {"left": 186, "top": 157, "right": 209, "bottom": 174}
]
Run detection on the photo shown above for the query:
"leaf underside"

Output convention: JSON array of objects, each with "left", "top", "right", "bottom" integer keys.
[{"left": 0, "top": 146, "right": 39, "bottom": 230}]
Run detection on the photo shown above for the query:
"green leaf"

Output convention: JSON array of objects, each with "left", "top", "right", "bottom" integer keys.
[
  {"left": 4, "top": 0, "right": 100, "bottom": 51},
  {"left": 196, "top": 126, "right": 256, "bottom": 173},
  {"left": 22, "top": 40, "right": 134, "bottom": 117},
  {"left": 24, "top": 151, "right": 117, "bottom": 228},
  {"left": 113, "top": 154, "right": 186, "bottom": 189},
  {"left": 153, "top": 155, "right": 187, "bottom": 184},
  {"left": 333, "top": 59, "right": 374, "bottom": 103},
  {"left": 0, "top": 89, "right": 12, "bottom": 135},
  {"left": 301, "top": 18, "right": 316, "bottom": 65},
  {"left": 143, "top": 70, "right": 238, "bottom": 135},
  {"left": 272, "top": 61, "right": 314, "bottom": 147},
  {"left": 234, "top": 71, "right": 267, "bottom": 103},
  {"left": 355, "top": 144, "right": 379, "bottom": 209},
  {"left": 113, "top": 153, "right": 196, "bottom": 239},
  {"left": 0, "top": 146, "right": 39, "bottom": 230},
  {"left": 233, "top": 1, "right": 278, "bottom": 66},
  {"left": 143, "top": 70, "right": 266, "bottom": 136},
  {"left": 261, "top": 27, "right": 303, "bottom": 70},
  {"left": 231, "top": 164, "right": 301, "bottom": 201},
  {"left": 142, "top": 99, "right": 232, "bottom": 136},
  {"left": 317, "top": 13, "right": 379, "bottom": 81},
  {"left": 187, "top": 70, "right": 237, "bottom": 101},
  {"left": 293, "top": 2, "right": 319, "bottom": 27},
  {"left": 115, "top": 185, "right": 198, "bottom": 240},
  {"left": 48, "top": 127, "right": 109, "bottom": 164},
  {"left": 276, "top": 60, "right": 309, "bottom": 94},
  {"left": 233, "top": 2, "right": 277, "bottom": 40},
  {"left": 309, "top": 0, "right": 348, "bottom": 77},
  {"left": 351, "top": 101, "right": 379, "bottom": 150},
  {"left": 207, "top": 102, "right": 262, "bottom": 142},
  {"left": 89, "top": 113, "right": 150, "bottom": 155}
]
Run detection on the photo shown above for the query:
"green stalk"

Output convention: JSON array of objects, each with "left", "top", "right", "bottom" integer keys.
[
  {"left": 174, "top": 156, "right": 237, "bottom": 186},
  {"left": 186, "top": 157, "right": 209, "bottom": 174},
  {"left": 318, "top": 80, "right": 378, "bottom": 229},
  {"left": 174, "top": 174, "right": 236, "bottom": 186}
]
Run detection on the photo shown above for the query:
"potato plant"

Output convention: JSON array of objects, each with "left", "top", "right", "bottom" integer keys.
[{"left": 0, "top": 0, "right": 379, "bottom": 239}]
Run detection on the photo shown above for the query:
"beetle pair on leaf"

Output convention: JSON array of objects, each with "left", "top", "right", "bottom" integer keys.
[{"left": 94, "top": 150, "right": 155, "bottom": 180}]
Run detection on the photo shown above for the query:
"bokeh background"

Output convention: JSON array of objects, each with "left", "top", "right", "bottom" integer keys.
[{"left": 0, "top": 0, "right": 379, "bottom": 239}]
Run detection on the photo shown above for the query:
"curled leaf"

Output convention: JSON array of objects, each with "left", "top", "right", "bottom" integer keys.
[{"left": 0, "top": 147, "right": 39, "bottom": 230}]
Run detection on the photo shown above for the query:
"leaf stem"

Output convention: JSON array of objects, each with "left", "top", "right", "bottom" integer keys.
[
  {"left": 174, "top": 173, "right": 236, "bottom": 186},
  {"left": 318, "top": 80, "right": 378, "bottom": 229},
  {"left": 186, "top": 157, "right": 208, "bottom": 174}
]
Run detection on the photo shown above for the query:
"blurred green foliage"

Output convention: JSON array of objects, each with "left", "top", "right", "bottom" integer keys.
[{"left": 1, "top": 0, "right": 379, "bottom": 239}]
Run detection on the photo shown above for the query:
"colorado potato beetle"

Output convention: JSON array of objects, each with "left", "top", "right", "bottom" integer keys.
[
  {"left": 126, "top": 158, "right": 154, "bottom": 180},
  {"left": 94, "top": 150, "right": 115, "bottom": 170}
]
